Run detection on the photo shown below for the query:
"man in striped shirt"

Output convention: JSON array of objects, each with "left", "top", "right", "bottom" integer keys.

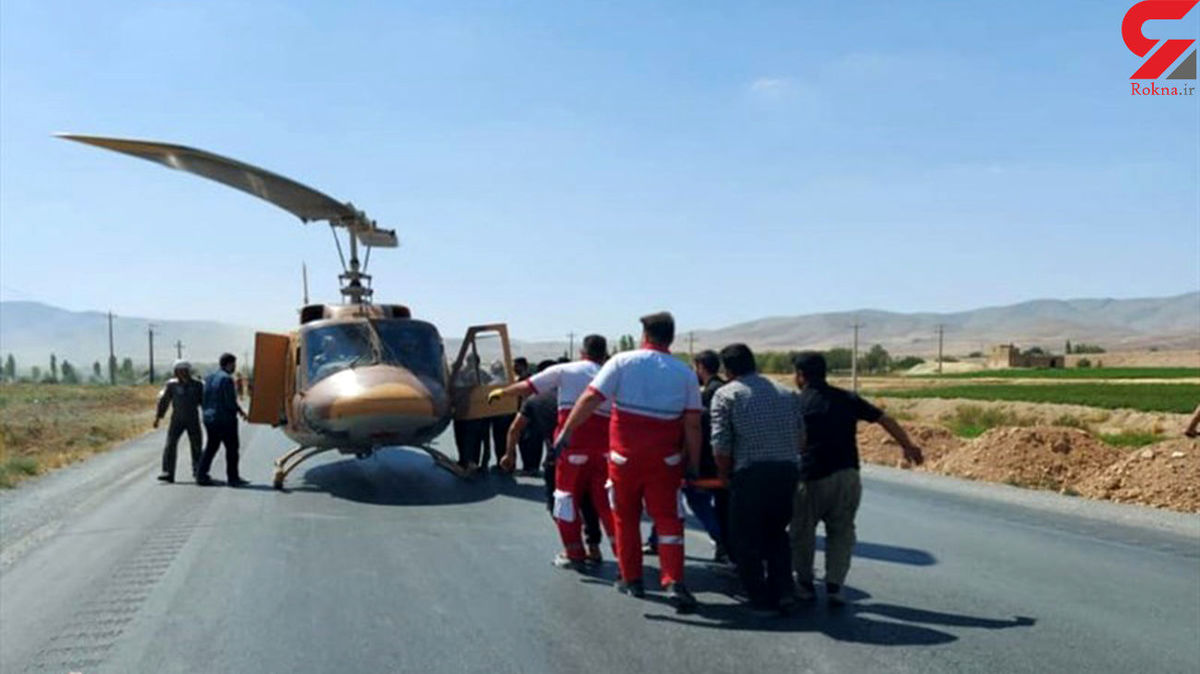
[{"left": 555, "top": 312, "right": 702, "bottom": 613}]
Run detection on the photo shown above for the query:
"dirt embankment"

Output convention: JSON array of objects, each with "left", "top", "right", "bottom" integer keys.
[
  {"left": 857, "top": 423, "right": 1200, "bottom": 513},
  {"left": 1078, "top": 440, "right": 1200, "bottom": 511},
  {"left": 874, "top": 397, "right": 1187, "bottom": 436}
]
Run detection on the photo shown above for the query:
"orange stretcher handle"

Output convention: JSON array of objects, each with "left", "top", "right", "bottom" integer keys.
[{"left": 687, "top": 477, "right": 729, "bottom": 490}]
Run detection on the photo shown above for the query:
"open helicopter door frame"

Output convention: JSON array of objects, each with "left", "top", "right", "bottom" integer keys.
[
  {"left": 448, "top": 324, "right": 518, "bottom": 420},
  {"left": 248, "top": 332, "right": 291, "bottom": 426}
]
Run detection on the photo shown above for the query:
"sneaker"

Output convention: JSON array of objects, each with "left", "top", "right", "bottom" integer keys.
[
  {"left": 551, "top": 552, "right": 584, "bottom": 571},
  {"left": 615, "top": 578, "right": 645, "bottom": 598},
  {"left": 157, "top": 472, "right": 174, "bottom": 483},
  {"left": 642, "top": 541, "right": 658, "bottom": 556},
  {"left": 826, "top": 582, "right": 847, "bottom": 606},
  {"left": 228, "top": 478, "right": 250, "bottom": 488},
  {"left": 666, "top": 582, "right": 698, "bottom": 614},
  {"left": 585, "top": 544, "right": 603, "bottom": 564}
]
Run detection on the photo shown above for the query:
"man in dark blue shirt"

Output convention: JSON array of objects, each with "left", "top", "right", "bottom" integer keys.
[{"left": 196, "top": 353, "right": 249, "bottom": 486}]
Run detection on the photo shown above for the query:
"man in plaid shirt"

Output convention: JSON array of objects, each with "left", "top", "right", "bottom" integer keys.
[{"left": 711, "top": 343, "right": 802, "bottom": 615}]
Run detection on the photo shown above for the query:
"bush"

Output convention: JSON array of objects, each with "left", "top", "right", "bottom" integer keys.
[
  {"left": 941, "top": 404, "right": 1031, "bottom": 438},
  {"left": 1077, "top": 358, "right": 1092, "bottom": 368},
  {"left": 893, "top": 356, "right": 925, "bottom": 371}
]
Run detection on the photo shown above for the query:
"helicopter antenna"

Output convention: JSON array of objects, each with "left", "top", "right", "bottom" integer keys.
[
  {"left": 55, "top": 134, "right": 399, "bottom": 306},
  {"left": 302, "top": 263, "right": 309, "bottom": 305}
]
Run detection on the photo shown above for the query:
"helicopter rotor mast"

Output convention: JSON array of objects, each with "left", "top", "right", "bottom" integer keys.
[{"left": 56, "top": 133, "right": 399, "bottom": 305}]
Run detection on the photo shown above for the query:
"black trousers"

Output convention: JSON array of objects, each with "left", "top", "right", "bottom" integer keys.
[
  {"left": 543, "top": 457, "right": 601, "bottom": 545},
  {"left": 482, "top": 414, "right": 514, "bottom": 469},
  {"left": 198, "top": 420, "right": 240, "bottom": 481},
  {"left": 453, "top": 418, "right": 487, "bottom": 467},
  {"left": 714, "top": 488, "right": 734, "bottom": 560},
  {"left": 162, "top": 418, "right": 202, "bottom": 478},
  {"left": 731, "top": 461, "right": 799, "bottom": 607},
  {"left": 518, "top": 431, "right": 544, "bottom": 472}
]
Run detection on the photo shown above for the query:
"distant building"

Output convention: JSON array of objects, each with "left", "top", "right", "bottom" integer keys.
[{"left": 987, "top": 344, "right": 1065, "bottom": 369}]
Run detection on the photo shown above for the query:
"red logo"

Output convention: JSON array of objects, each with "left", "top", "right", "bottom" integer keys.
[{"left": 1122, "top": 1, "right": 1197, "bottom": 79}]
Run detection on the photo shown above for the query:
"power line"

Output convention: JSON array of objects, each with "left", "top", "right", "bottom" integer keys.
[
  {"left": 937, "top": 324, "right": 945, "bottom": 375},
  {"left": 851, "top": 321, "right": 863, "bottom": 393}
]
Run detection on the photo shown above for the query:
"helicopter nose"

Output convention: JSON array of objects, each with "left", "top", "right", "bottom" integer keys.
[
  {"left": 327, "top": 381, "right": 438, "bottom": 419},
  {"left": 300, "top": 366, "right": 450, "bottom": 437}
]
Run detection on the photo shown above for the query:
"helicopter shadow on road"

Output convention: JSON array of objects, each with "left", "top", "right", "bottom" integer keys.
[{"left": 293, "top": 447, "right": 545, "bottom": 506}]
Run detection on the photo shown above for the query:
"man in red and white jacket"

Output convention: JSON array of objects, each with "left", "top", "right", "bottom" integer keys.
[
  {"left": 489, "top": 335, "right": 616, "bottom": 568},
  {"left": 555, "top": 312, "right": 702, "bottom": 613}
]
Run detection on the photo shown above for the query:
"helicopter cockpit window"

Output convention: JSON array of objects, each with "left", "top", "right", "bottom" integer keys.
[
  {"left": 305, "top": 323, "right": 374, "bottom": 384},
  {"left": 454, "top": 330, "right": 510, "bottom": 388},
  {"left": 375, "top": 320, "right": 444, "bottom": 381}
]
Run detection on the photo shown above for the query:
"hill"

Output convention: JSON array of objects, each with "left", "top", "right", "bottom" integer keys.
[
  {"left": 689, "top": 292, "right": 1200, "bottom": 356},
  {"left": 0, "top": 302, "right": 255, "bottom": 374},
  {"left": 2, "top": 292, "right": 1197, "bottom": 373}
]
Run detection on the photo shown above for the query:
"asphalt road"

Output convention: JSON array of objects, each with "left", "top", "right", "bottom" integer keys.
[{"left": 2, "top": 425, "right": 1198, "bottom": 673}]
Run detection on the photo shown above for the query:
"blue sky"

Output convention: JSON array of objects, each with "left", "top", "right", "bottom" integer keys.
[{"left": 1, "top": 0, "right": 1197, "bottom": 341}]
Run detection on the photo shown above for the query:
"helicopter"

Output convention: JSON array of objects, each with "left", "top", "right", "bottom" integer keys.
[{"left": 59, "top": 134, "right": 519, "bottom": 489}]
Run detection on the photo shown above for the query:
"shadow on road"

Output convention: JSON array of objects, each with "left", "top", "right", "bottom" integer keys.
[
  {"left": 642, "top": 581, "right": 1034, "bottom": 645},
  {"left": 296, "top": 448, "right": 545, "bottom": 506},
  {"left": 578, "top": 561, "right": 1030, "bottom": 646}
]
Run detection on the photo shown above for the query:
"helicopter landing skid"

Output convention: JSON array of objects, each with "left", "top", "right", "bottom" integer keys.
[
  {"left": 420, "top": 446, "right": 471, "bottom": 479},
  {"left": 272, "top": 446, "right": 336, "bottom": 490}
]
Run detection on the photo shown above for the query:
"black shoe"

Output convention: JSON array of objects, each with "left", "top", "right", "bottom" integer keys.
[
  {"left": 713, "top": 545, "right": 730, "bottom": 565},
  {"left": 195, "top": 475, "right": 214, "bottom": 486},
  {"left": 228, "top": 478, "right": 250, "bottom": 488},
  {"left": 156, "top": 472, "right": 174, "bottom": 483},
  {"left": 615, "top": 578, "right": 645, "bottom": 598},
  {"left": 666, "top": 582, "right": 698, "bottom": 614},
  {"left": 642, "top": 541, "right": 657, "bottom": 556},
  {"left": 826, "top": 582, "right": 846, "bottom": 606},
  {"left": 777, "top": 594, "right": 800, "bottom": 616}
]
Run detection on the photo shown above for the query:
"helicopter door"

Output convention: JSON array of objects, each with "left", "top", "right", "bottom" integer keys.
[
  {"left": 248, "top": 332, "right": 290, "bottom": 425},
  {"left": 449, "top": 324, "right": 518, "bottom": 420}
]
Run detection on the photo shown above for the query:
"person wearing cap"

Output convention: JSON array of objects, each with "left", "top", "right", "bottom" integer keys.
[
  {"left": 490, "top": 336, "right": 615, "bottom": 569},
  {"left": 153, "top": 360, "right": 204, "bottom": 483},
  {"left": 789, "top": 351, "right": 923, "bottom": 605},
  {"left": 554, "top": 312, "right": 702, "bottom": 612},
  {"left": 196, "top": 353, "right": 249, "bottom": 487}
]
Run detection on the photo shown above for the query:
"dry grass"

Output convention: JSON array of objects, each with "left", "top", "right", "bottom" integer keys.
[{"left": 0, "top": 383, "right": 158, "bottom": 487}]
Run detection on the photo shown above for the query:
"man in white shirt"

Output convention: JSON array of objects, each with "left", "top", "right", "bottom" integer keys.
[
  {"left": 489, "top": 335, "right": 615, "bottom": 568},
  {"left": 555, "top": 312, "right": 702, "bottom": 613}
]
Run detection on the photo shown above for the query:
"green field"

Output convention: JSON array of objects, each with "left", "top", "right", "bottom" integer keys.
[
  {"left": 875, "top": 383, "right": 1200, "bottom": 413},
  {"left": 912, "top": 367, "right": 1199, "bottom": 380}
]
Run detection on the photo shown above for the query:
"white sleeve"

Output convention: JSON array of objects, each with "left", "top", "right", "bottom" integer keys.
[
  {"left": 527, "top": 364, "right": 563, "bottom": 395},
  {"left": 588, "top": 358, "right": 621, "bottom": 400}
]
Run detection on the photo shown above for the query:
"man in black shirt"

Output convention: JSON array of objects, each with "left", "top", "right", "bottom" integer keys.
[{"left": 790, "top": 352, "right": 923, "bottom": 605}]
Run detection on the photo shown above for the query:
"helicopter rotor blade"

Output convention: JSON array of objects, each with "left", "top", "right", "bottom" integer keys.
[{"left": 56, "top": 133, "right": 397, "bottom": 248}]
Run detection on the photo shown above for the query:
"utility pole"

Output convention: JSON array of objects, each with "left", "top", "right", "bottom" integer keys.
[
  {"left": 851, "top": 321, "right": 862, "bottom": 393},
  {"left": 567, "top": 332, "right": 575, "bottom": 358},
  {"left": 107, "top": 311, "right": 117, "bottom": 385},
  {"left": 175, "top": 340, "right": 184, "bottom": 359},
  {"left": 147, "top": 324, "right": 156, "bottom": 383},
  {"left": 937, "top": 324, "right": 945, "bottom": 375},
  {"left": 688, "top": 331, "right": 694, "bottom": 357}
]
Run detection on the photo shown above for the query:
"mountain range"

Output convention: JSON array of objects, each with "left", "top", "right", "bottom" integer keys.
[{"left": 1, "top": 292, "right": 1197, "bottom": 373}]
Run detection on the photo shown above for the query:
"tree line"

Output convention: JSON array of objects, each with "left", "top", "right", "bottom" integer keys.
[{"left": 1, "top": 353, "right": 181, "bottom": 385}]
